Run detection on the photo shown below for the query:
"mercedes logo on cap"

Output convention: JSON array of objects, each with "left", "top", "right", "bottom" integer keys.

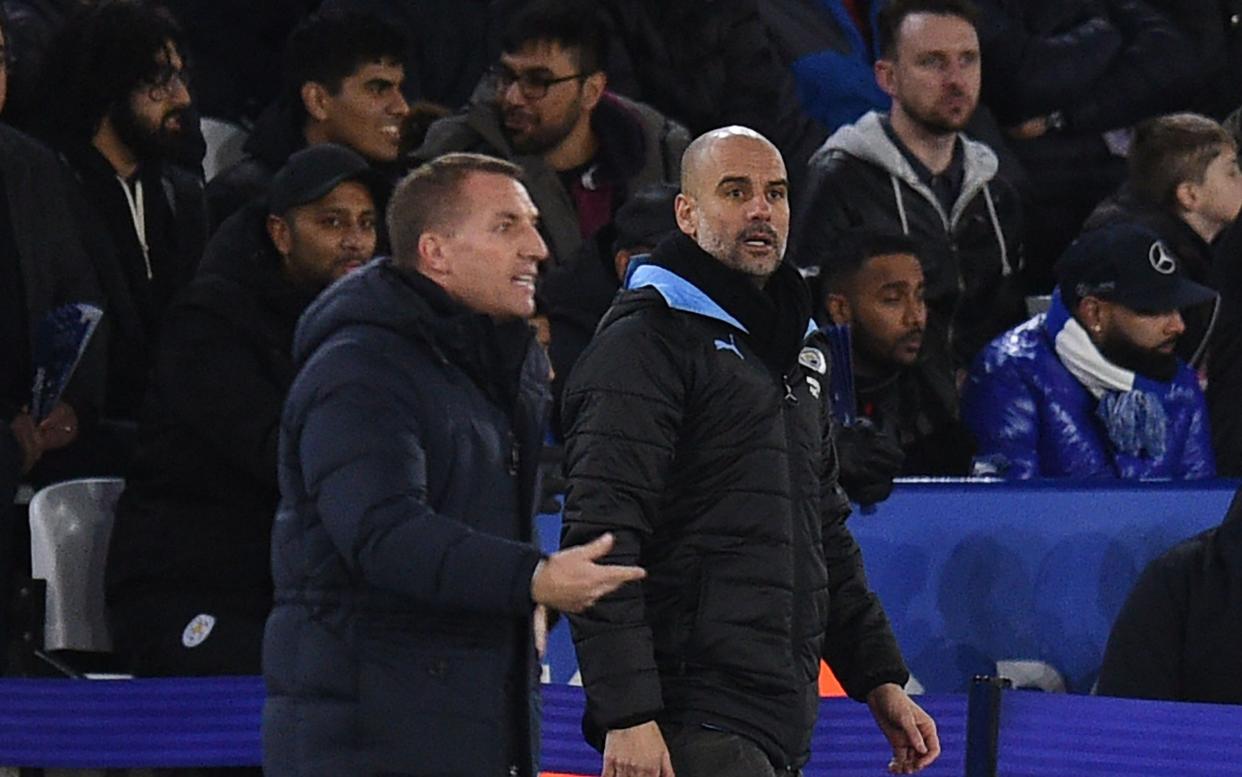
[{"left": 1149, "top": 240, "right": 1177, "bottom": 275}]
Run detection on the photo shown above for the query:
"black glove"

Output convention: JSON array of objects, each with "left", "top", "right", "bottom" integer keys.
[{"left": 835, "top": 420, "right": 905, "bottom": 506}]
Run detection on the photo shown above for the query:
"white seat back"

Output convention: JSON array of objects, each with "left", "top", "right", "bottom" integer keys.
[{"left": 28, "top": 478, "right": 126, "bottom": 652}]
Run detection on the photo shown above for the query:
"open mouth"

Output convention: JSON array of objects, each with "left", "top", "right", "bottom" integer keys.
[{"left": 512, "top": 273, "right": 537, "bottom": 290}]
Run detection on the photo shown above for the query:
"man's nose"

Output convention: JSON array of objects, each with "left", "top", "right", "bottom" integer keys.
[
  {"left": 1166, "top": 311, "right": 1186, "bottom": 336},
  {"left": 747, "top": 194, "right": 772, "bottom": 220}
]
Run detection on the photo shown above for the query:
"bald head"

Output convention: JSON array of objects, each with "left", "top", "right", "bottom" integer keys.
[
  {"left": 680, "top": 125, "right": 782, "bottom": 199},
  {"left": 675, "top": 126, "right": 789, "bottom": 283}
]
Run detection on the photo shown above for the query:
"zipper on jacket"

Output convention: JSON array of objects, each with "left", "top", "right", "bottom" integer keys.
[{"left": 508, "top": 436, "right": 520, "bottom": 476}]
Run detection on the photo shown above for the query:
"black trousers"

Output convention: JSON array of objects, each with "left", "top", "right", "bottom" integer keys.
[{"left": 661, "top": 722, "right": 803, "bottom": 777}]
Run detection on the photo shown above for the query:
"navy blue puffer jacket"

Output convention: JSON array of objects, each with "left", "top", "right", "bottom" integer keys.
[{"left": 263, "top": 258, "right": 550, "bottom": 776}]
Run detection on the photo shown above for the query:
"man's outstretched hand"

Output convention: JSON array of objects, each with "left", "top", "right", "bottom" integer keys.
[
  {"left": 867, "top": 683, "right": 940, "bottom": 774},
  {"left": 532, "top": 533, "right": 645, "bottom": 613}
]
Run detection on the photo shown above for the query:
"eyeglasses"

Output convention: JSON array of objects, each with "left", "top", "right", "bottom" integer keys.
[
  {"left": 490, "top": 64, "right": 585, "bottom": 100},
  {"left": 144, "top": 66, "right": 191, "bottom": 101}
]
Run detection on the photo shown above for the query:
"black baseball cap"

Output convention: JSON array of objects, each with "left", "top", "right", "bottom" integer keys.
[
  {"left": 268, "top": 143, "right": 380, "bottom": 215},
  {"left": 1056, "top": 221, "right": 1217, "bottom": 313}
]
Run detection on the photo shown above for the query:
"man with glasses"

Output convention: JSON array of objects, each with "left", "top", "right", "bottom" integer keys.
[
  {"left": 38, "top": 0, "right": 207, "bottom": 435},
  {"left": 417, "top": 0, "right": 689, "bottom": 269}
]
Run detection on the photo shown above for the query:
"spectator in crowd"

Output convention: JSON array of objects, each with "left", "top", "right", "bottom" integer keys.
[
  {"left": 1097, "top": 485, "right": 1242, "bottom": 703},
  {"left": 38, "top": 0, "right": 208, "bottom": 424},
  {"left": 0, "top": 117, "right": 106, "bottom": 483},
  {"left": 262, "top": 153, "right": 644, "bottom": 776},
  {"left": 538, "top": 181, "right": 678, "bottom": 436},
  {"left": 822, "top": 230, "right": 975, "bottom": 479},
  {"left": 1207, "top": 110, "right": 1242, "bottom": 476},
  {"left": 105, "top": 145, "right": 382, "bottom": 681},
  {"left": 976, "top": 0, "right": 1198, "bottom": 290},
  {"left": 792, "top": 0, "right": 1025, "bottom": 370},
  {"left": 0, "top": 0, "right": 73, "bottom": 131},
  {"left": 962, "top": 221, "right": 1217, "bottom": 480},
  {"left": 595, "top": 0, "right": 827, "bottom": 198},
  {"left": 416, "top": 0, "right": 689, "bottom": 268},
  {"left": 1085, "top": 113, "right": 1242, "bottom": 366},
  {"left": 561, "top": 127, "right": 937, "bottom": 776},
  {"left": 206, "top": 10, "right": 409, "bottom": 231},
  {"left": 758, "top": 0, "right": 889, "bottom": 135}
]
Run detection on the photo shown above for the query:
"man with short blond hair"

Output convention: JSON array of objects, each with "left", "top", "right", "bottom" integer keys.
[{"left": 263, "top": 151, "right": 645, "bottom": 776}]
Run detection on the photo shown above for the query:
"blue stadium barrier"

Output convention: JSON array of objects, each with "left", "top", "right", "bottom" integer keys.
[
  {"left": 0, "top": 676, "right": 263, "bottom": 767},
  {"left": 965, "top": 678, "right": 1242, "bottom": 777},
  {"left": 0, "top": 676, "right": 968, "bottom": 774},
  {"left": 537, "top": 480, "right": 1239, "bottom": 693},
  {"left": 542, "top": 684, "right": 969, "bottom": 776}
]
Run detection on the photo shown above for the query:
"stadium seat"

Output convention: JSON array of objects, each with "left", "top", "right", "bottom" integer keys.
[{"left": 27, "top": 478, "right": 125, "bottom": 659}]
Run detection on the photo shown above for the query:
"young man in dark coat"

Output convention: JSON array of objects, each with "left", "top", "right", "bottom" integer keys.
[
  {"left": 262, "top": 152, "right": 644, "bottom": 777},
  {"left": 561, "top": 126, "right": 938, "bottom": 777},
  {"left": 105, "top": 144, "right": 382, "bottom": 678},
  {"left": 1097, "top": 486, "right": 1242, "bottom": 703}
]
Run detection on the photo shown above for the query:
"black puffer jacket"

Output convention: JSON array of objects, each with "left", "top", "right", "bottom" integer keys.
[
  {"left": 263, "top": 259, "right": 550, "bottom": 777},
  {"left": 1097, "top": 487, "right": 1242, "bottom": 703},
  {"left": 105, "top": 204, "right": 314, "bottom": 608},
  {"left": 561, "top": 233, "right": 907, "bottom": 769},
  {"left": 792, "top": 112, "right": 1026, "bottom": 367}
]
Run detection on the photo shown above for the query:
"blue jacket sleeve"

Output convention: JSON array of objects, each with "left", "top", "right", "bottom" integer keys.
[
  {"left": 297, "top": 372, "right": 542, "bottom": 618},
  {"left": 1178, "top": 378, "right": 1216, "bottom": 480},
  {"left": 962, "top": 350, "right": 1041, "bottom": 479}
]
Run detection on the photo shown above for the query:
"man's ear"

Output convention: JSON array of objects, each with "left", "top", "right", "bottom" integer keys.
[
  {"left": 826, "top": 292, "right": 852, "bottom": 325},
  {"left": 418, "top": 231, "right": 449, "bottom": 274},
  {"left": 874, "top": 58, "right": 897, "bottom": 98},
  {"left": 674, "top": 193, "right": 696, "bottom": 237},
  {"left": 267, "top": 214, "right": 292, "bottom": 258},
  {"left": 1174, "top": 179, "right": 1199, "bottom": 215},
  {"left": 301, "top": 81, "right": 331, "bottom": 122},
  {"left": 581, "top": 71, "right": 606, "bottom": 112},
  {"left": 1077, "top": 296, "right": 1107, "bottom": 337}
]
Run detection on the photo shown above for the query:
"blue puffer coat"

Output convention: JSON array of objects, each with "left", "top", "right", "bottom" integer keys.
[
  {"left": 262, "top": 258, "right": 550, "bottom": 776},
  {"left": 962, "top": 313, "right": 1215, "bottom": 480}
]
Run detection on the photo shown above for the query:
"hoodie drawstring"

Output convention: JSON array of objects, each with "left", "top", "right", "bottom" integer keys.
[
  {"left": 982, "top": 183, "right": 1011, "bottom": 277},
  {"left": 890, "top": 176, "right": 910, "bottom": 235}
]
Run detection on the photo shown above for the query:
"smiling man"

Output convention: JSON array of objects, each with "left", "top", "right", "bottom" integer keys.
[
  {"left": 792, "top": 0, "right": 1024, "bottom": 371},
  {"left": 822, "top": 230, "right": 975, "bottom": 478},
  {"left": 262, "top": 152, "right": 645, "bottom": 776},
  {"left": 417, "top": 0, "right": 687, "bottom": 268},
  {"left": 963, "top": 221, "right": 1217, "bottom": 480},
  {"left": 561, "top": 127, "right": 938, "bottom": 777},
  {"left": 106, "top": 144, "right": 381, "bottom": 693},
  {"left": 206, "top": 10, "right": 409, "bottom": 230}
]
